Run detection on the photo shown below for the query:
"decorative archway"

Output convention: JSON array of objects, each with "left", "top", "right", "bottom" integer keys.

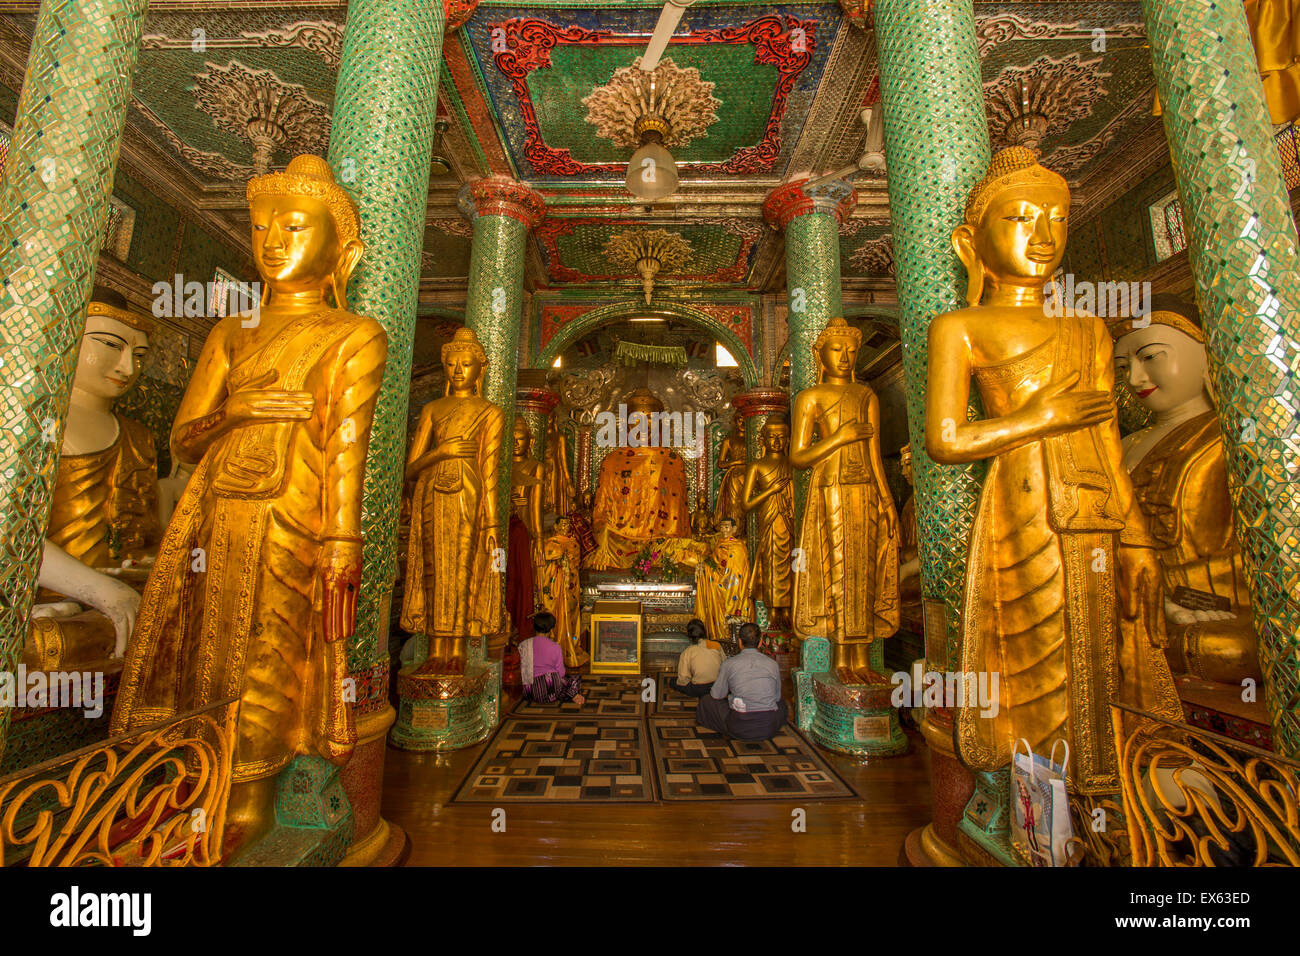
[{"left": 533, "top": 300, "right": 760, "bottom": 387}]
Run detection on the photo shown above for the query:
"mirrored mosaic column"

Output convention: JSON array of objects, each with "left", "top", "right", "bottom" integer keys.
[
  {"left": 762, "top": 178, "right": 855, "bottom": 516},
  {"left": 875, "top": 0, "right": 991, "bottom": 865},
  {"left": 460, "top": 177, "right": 547, "bottom": 557},
  {"left": 325, "top": 0, "right": 444, "bottom": 865},
  {"left": 0, "top": 0, "right": 148, "bottom": 756},
  {"left": 1144, "top": 0, "right": 1300, "bottom": 756}
]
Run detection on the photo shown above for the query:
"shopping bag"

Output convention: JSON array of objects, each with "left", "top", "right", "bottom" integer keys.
[{"left": 1010, "top": 737, "right": 1074, "bottom": 867}]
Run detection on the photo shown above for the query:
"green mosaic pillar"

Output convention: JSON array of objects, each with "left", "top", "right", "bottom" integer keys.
[
  {"left": 762, "top": 179, "right": 855, "bottom": 515},
  {"left": 324, "top": 0, "right": 442, "bottom": 865},
  {"left": 459, "top": 177, "right": 546, "bottom": 554},
  {"left": 0, "top": 0, "right": 148, "bottom": 757},
  {"left": 1144, "top": 0, "right": 1300, "bottom": 756},
  {"left": 875, "top": 0, "right": 991, "bottom": 865},
  {"left": 326, "top": 0, "right": 443, "bottom": 670}
]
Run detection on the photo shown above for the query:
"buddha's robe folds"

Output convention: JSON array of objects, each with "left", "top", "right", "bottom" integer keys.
[
  {"left": 590, "top": 446, "right": 691, "bottom": 568},
  {"left": 714, "top": 432, "right": 748, "bottom": 534},
  {"left": 402, "top": 396, "right": 505, "bottom": 640},
  {"left": 695, "top": 537, "right": 753, "bottom": 646},
  {"left": 538, "top": 531, "right": 587, "bottom": 668},
  {"left": 957, "top": 315, "right": 1182, "bottom": 794},
  {"left": 112, "top": 309, "right": 385, "bottom": 782},
  {"left": 793, "top": 386, "right": 898, "bottom": 643},
  {"left": 544, "top": 421, "right": 573, "bottom": 517},
  {"left": 46, "top": 414, "right": 159, "bottom": 571},
  {"left": 750, "top": 467, "right": 794, "bottom": 612},
  {"left": 1129, "top": 410, "right": 1259, "bottom": 682}
]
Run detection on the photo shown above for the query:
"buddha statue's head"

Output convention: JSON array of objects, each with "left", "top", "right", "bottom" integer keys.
[
  {"left": 246, "top": 155, "right": 363, "bottom": 307},
  {"left": 731, "top": 407, "right": 744, "bottom": 431},
  {"left": 74, "top": 286, "right": 152, "bottom": 403},
  {"left": 441, "top": 327, "right": 488, "bottom": 396},
  {"left": 553, "top": 515, "right": 571, "bottom": 536},
  {"left": 512, "top": 417, "right": 532, "bottom": 457},
  {"left": 814, "top": 318, "right": 861, "bottom": 384},
  {"left": 579, "top": 490, "right": 594, "bottom": 512},
  {"left": 900, "top": 443, "right": 914, "bottom": 486},
  {"left": 625, "top": 388, "right": 663, "bottom": 446},
  {"left": 717, "top": 516, "right": 738, "bottom": 538},
  {"left": 1110, "top": 294, "right": 1212, "bottom": 415},
  {"left": 761, "top": 414, "right": 790, "bottom": 454},
  {"left": 953, "top": 146, "right": 1070, "bottom": 307}
]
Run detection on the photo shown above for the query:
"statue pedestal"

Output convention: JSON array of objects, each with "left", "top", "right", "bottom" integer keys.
[
  {"left": 390, "top": 660, "right": 502, "bottom": 752},
  {"left": 956, "top": 768, "right": 1019, "bottom": 867},
  {"left": 229, "top": 756, "right": 356, "bottom": 867},
  {"left": 793, "top": 637, "right": 908, "bottom": 758}
]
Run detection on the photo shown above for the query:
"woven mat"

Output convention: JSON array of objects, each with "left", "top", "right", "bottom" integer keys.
[
  {"left": 451, "top": 717, "right": 655, "bottom": 804},
  {"left": 509, "top": 674, "right": 647, "bottom": 718},
  {"left": 647, "top": 717, "right": 857, "bottom": 801},
  {"left": 652, "top": 673, "right": 708, "bottom": 716}
]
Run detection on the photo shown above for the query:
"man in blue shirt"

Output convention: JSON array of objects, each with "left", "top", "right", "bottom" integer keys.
[{"left": 695, "top": 622, "right": 788, "bottom": 741}]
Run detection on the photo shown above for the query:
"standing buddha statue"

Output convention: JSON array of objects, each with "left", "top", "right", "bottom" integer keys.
[
  {"left": 543, "top": 410, "right": 574, "bottom": 518},
  {"left": 897, "top": 443, "right": 921, "bottom": 606},
  {"left": 111, "top": 155, "right": 388, "bottom": 854},
  {"left": 790, "top": 317, "right": 900, "bottom": 685},
  {"left": 694, "top": 516, "right": 753, "bottom": 647},
  {"left": 538, "top": 516, "right": 588, "bottom": 668},
  {"left": 510, "top": 417, "right": 546, "bottom": 565},
  {"left": 713, "top": 407, "right": 748, "bottom": 534},
  {"left": 1111, "top": 294, "right": 1261, "bottom": 685},
  {"left": 402, "top": 326, "right": 506, "bottom": 671},
  {"left": 741, "top": 414, "right": 794, "bottom": 630},
  {"left": 924, "top": 146, "right": 1181, "bottom": 798}
]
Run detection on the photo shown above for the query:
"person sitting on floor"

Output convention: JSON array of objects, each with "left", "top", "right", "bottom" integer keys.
[
  {"left": 695, "top": 621, "right": 788, "bottom": 741},
  {"left": 669, "top": 618, "right": 725, "bottom": 697},
  {"left": 519, "top": 611, "right": 586, "bottom": 706}
]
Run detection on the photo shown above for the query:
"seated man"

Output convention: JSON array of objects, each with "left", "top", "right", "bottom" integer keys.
[
  {"left": 519, "top": 611, "right": 586, "bottom": 706},
  {"left": 669, "top": 618, "right": 724, "bottom": 697},
  {"left": 695, "top": 622, "right": 788, "bottom": 741}
]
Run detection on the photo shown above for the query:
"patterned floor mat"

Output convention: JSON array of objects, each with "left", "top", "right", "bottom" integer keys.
[
  {"left": 652, "top": 673, "right": 708, "bottom": 716},
  {"left": 510, "top": 674, "right": 648, "bottom": 718},
  {"left": 647, "top": 717, "right": 857, "bottom": 801},
  {"left": 452, "top": 717, "right": 655, "bottom": 804}
]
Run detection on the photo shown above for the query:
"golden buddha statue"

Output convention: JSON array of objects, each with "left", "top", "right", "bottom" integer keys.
[
  {"left": 741, "top": 415, "right": 794, "bottom": 630},
  {"left": 111, "top": 155, "right": 388, "bottom": 855},
  {"left": 402, "top": 327, "right": 506, "bottom": 671},
  {"left": 538, "top": 515, "right": 588, "bottom": 668},
  {"left": 510, "top": 418, "right": 546, "bottom": 564},
  {"left": 924, "top": 146, "right": 1181, "bottom": 795},
  {"left": 543, "top": 410, "right": 574, "bottom": 518},
  {"left": 713, "top": 407, "right": 748, "bottom": 534},
  {"left": 690, "top": 505, "right": 713, "bottom": 538},
  {"left": 1111, "top": 295, "right": 1261, "bottom": 685},
  {"left": 588, "top": 387, "right": 691, "bottom": 569},
  {"left": 790, "top": 317, "right": 900, "bottom": 685},
  {"left": 898, "top": 444, "right": 921, "bottom": 605},
  {"left": 29, "top": 287, "right": 161, "bottom": 665},
  {"left": 694, "top": 516, "right": 754, "bottom": 646}
]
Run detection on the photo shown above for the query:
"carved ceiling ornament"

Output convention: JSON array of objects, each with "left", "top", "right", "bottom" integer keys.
[
  {"left": 193, "top": 61, "right": 331, "bottom": 174},
  {"left": 135, "top": 100, "right": 255, "bottom": 181},
  {"left": 140, "top": 21, "right": 345, "bottom": 70},
  {"left": 973, "top": 13, "right": 1145, "bottom": 56},
  {"left": 1041, "top": 91, "right": 1152, "bottom": 175},
  {"left": 582, "top": 58, "right": 721, "bottom": 150},
  {"left": 603, "top": 228, "right": 693, "bottom": 304},
  {"left": 984, "top": 53, "right": 1110, "bottom": 152},
  {"left": 849, "top": 233, "right": 895, "bottom": 276}
]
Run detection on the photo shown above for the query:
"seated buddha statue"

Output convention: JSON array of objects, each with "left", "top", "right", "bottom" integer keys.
[
  {"left": 112, "top": 155, "right": 388, "bottom": 855},
  {"left": 28, "top": 287, "right": 161, "bottom": 667},
  {"left": 587, "top": 387, "right": 691, "bottom": 570},
  {"left": 924, "top": 146, "right": 1181, "bottom": 801},
  {"left": 1111, "top": 294, "right": 1261, "bottom": 685}
]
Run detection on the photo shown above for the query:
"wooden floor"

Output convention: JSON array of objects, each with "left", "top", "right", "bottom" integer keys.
[{"left": 381, "top": 694, "right": 933, "bottom": 866}]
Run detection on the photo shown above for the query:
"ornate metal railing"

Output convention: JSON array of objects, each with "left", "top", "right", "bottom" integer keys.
[
  {"left": 0, "top": 698, "right": 237, "bottom": 867},
  {"left": 1113, "top": 702, "right": 1300, "bottom": 867}
]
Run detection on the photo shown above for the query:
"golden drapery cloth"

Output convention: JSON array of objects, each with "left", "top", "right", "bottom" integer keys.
[
  {"left": 589, "top": 446, "right": 691, "bottom": 569},
  {"left": 694, "top": 537, "right": 753, "bottom": 646},
  {"left": 402, "top": 397, "right": 505, "bottom": 639},
  {"left": 956, "top": 314, "right": 1182, "bottom": 794},
  {"left": 1154, "top": 0, "right": 1300, "bottom": 124},
  {"left": 112, "top": 309, "right": 386, "bottom": 782},
  {"left": 538, "top": 530, "right": 587, "bottom": 668},
  {"left": 792, "top": 387, "right": 899, "bottom": 643},
  {"left": 45, "top": 414, "right": 159, "bottom": 570},
  {"left": 749, "top": 467, "right": 794, "bottom": 610}
]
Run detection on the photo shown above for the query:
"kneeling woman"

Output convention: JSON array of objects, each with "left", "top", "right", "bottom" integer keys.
[{"left": 519, "top": 611, "right": 586, "bottom": 706}]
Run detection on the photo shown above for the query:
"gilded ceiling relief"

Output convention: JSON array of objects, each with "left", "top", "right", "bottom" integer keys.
[
  {"left": 582, "top": 59, "right": 721, "bottom": 150},
  {"left": 848, "top": 234, "right": 895, "bottom": 277},
  {"left": 984, "top": 53, "right": 1110, "bottom": 152},
  {"left": 194, "top": 61, "right": 331, "bottom": 173},
  {"left": 141, "top": 21, "right": 345, "bottom": 71}
]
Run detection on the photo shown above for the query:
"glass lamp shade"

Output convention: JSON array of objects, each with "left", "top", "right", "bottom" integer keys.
[{"left": 625, "top": 141, "right": 679, "bottom": 201}]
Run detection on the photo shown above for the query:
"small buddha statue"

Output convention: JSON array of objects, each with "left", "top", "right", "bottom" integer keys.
[
  {"left": 790, "top": 317, "right": 900, "bottom": 685},
  {"left": 538, "top": 515, "right": 588, "bottom": 668},
  {"left": 402, "top": 326, "right": 506, "bottom": 671},
  {"left": 1111, "top": 295, "right": 1261, "bottom": 685},
  {"left": 690, "top": 505, "right": 714, "bottom": 539},
  {"left": 924, "top": 146, "right": 1181, "bottom": 798},
  {"left": 510, "top": 417, "right": 546, "bottom": 565},
  {"left": 564, "top": 489, "right": 597, "bottom": 562},
  {"left": 713, "top": 407, "right": 748, "bottom": 534},
  {"left": 741, "top": 415, "right": 794, "bottom": 631},
  {"left": 897, "top": 444, "right": 921, "bottom": 606},
  {"left": 111, "top": 155, "right": 388, "bottom": 855},
  {"left": 29, "top": 287, "right": 161, "bottom": 665},
  {"left": 694, "top": 517, "right": 753, "bottom": 647},
  {"left": 543, "top": 411, "right": 574, "bottom": 518}
]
